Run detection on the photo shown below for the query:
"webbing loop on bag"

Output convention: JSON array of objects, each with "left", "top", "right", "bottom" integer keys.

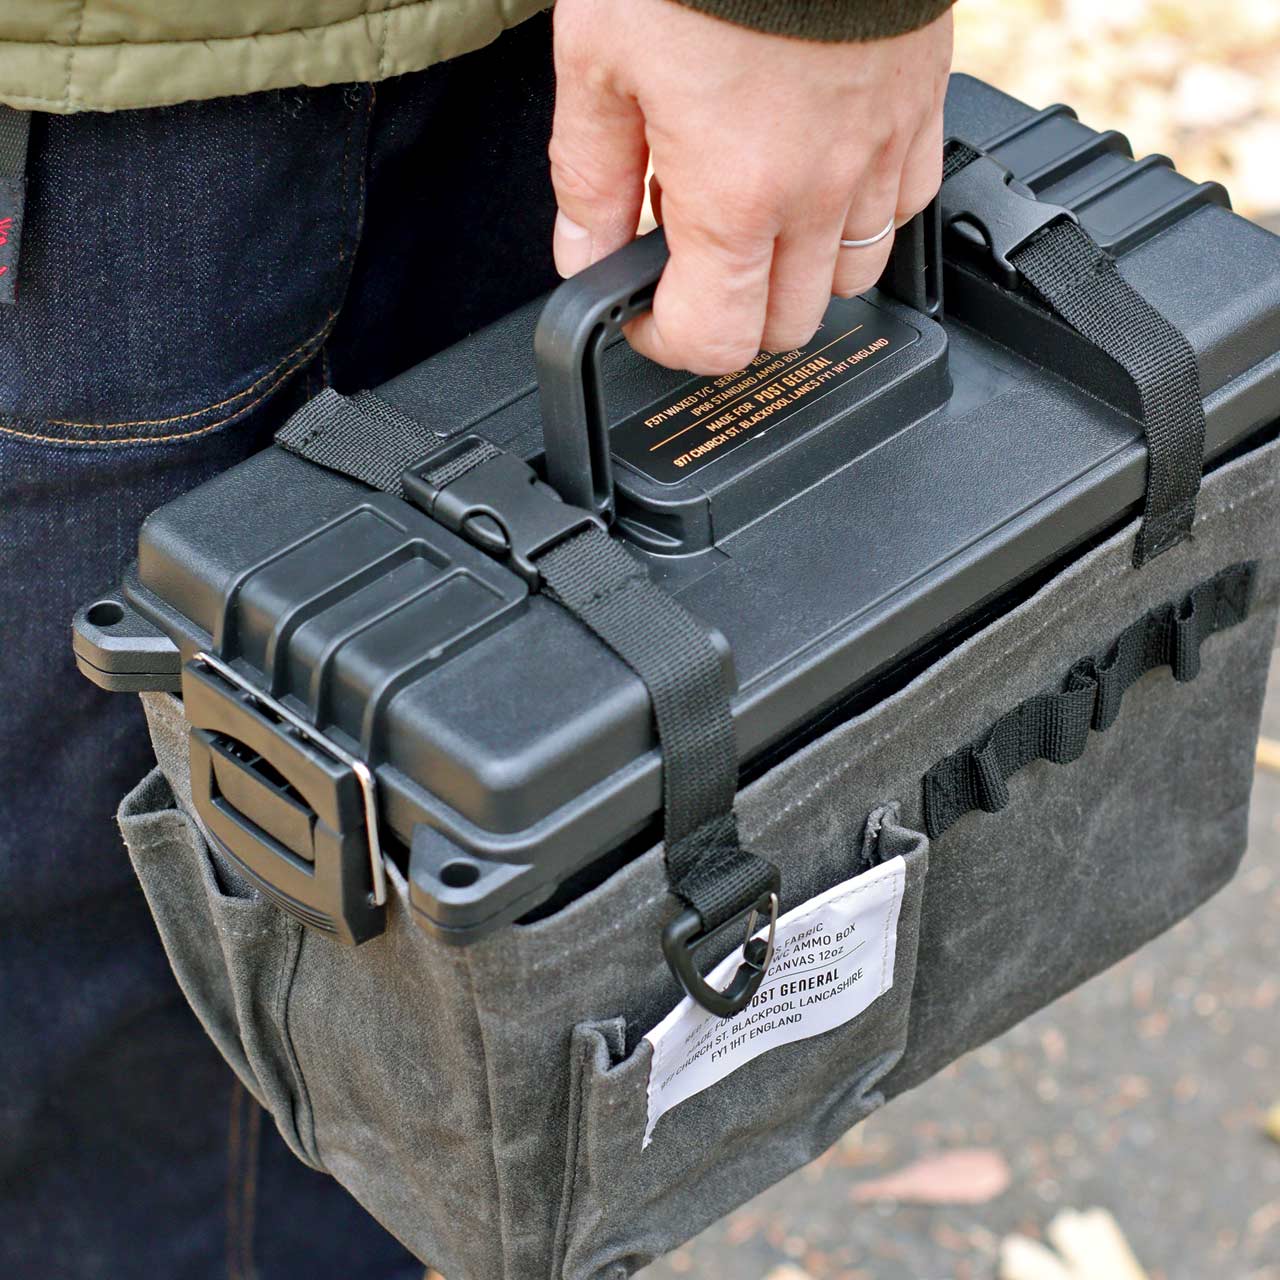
[
  {"left": 275, "top": 390, "right": 779, "bottom": 1017},
  {"left": 941, "top": 139, "right": 1207, "bottom": 566},
  {"left": 923, "top": 561, "right": 1257, "bottom": 838}
]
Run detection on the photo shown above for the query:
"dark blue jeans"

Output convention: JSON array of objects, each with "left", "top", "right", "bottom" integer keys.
[{"left": 0, "top": 17, "right": 559, "bottom": 1278}]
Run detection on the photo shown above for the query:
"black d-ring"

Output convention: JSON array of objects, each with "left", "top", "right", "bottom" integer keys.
[{"left": 662, "top": 891, "right": 779, "bottom": 1019}]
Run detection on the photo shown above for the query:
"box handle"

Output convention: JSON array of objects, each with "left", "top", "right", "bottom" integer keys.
[
  {"left": 535, "top": 228, "right": 668, "bottom": 522},
  {"left": 533, "top": 207, "right": 941, "bottom": 523}
]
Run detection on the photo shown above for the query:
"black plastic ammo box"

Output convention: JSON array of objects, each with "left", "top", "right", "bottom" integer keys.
[{"left": 75, "top": 75, "right": 1280, "bottom": 949}]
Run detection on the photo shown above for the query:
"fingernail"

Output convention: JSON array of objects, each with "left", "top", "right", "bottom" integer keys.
[{"left": 553, "top": 211, "right": 592, "bottom": 278}]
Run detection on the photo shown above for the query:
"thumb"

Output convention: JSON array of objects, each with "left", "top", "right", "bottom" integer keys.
[{"left": 548, "top": 47, "right": 648, "bottom": 276}]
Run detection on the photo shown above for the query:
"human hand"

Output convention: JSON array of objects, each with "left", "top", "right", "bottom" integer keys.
[{"left": 549, "top": 0, "right": 953, "bottom": 375}]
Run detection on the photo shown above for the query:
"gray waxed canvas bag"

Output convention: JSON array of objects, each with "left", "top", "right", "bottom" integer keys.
[
  {"left": 118, "top": 430, "right": 1280, "bottom": 1278},
  {"left": 85, "top": 85, "right": 1280, "bottom": 1280}
]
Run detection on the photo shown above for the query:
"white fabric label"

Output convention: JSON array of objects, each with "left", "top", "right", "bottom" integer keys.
[{"left": 642, "top": 855, "right": 907, "bottom": 1147}]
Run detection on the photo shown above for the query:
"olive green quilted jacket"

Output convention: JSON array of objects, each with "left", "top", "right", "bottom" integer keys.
[{"left": 0, "top": 1, "right": 954, "bottom": 113}]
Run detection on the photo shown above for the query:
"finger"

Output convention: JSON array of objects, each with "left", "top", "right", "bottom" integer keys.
[
  {"left": 548, "top": 53, "right": 648, "bottom": 276},
  {"left": 760, "top": 223, "right": 842, "bottom": 353},
  {"left": 832, "top": 172, "right": 900, "bottom": 299},
  {"left": 896, "top": 101, "right": 945, "bottom": 223},
  {"left": 625, "top": 202, "right": 773, "bottom": 375}
]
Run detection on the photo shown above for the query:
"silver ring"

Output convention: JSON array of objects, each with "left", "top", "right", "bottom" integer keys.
[{"left": 840, "top": 218, "right": 895, "bottom": 250}]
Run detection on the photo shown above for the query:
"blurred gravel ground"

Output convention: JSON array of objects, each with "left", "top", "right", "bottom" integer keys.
[
  {"left": 951, "top": 0, "right": 1280, "bottom": 219},
  {"left": 643, "top": 649, "right": 1280, "bottom": 1279}
]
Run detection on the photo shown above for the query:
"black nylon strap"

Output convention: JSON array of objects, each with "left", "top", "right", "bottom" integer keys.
[
  {"left": 1016, "top": 224, "right": 1205, "bottom": 563},
  {"left": 538, "top": 527, "right": 777, "bottom": 928},
  {"left": 923, "top": 561, "right": 1256, "bottom": 838},
  {"left": 0, "top": 107, "right": 29, "bottom": 174},
  {"left": 275, "top": 392, "right": 776, "bottom": 932},
  {"left": 0, "top": 106, "right": 31, "bottom": 306},
  {"left": 942, "top": 139, "right": 982, "bottom": 183},
  {"left": 276, "top": 389, "right": 498, "bottom": 495},
  {"left": 944, "top": 141, "right": 1206, "bottom": 566}
]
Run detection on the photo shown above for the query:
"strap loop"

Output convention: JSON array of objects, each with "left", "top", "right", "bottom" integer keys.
[
  {"left": 275, "top": 389, "right": 448, "bottom": 495},
  {"left": 943, "top": 139, "right": 1207, "bottom": 566},
  {"left": 923, "top": 562, "right": 1257, "bottom": 838}
]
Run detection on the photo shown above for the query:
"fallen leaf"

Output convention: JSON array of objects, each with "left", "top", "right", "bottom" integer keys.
[
  {"left": 1266, "top": 1103, "right": 1280, "bottom": 1144},
  {"left": 1048, "top": 1208, "right": 1147, "bottom": 1280},
  {"left": 1001, "top": 1208, "right": 1149, "bottom": 1280},
  {"left": 1248, "top": 1199, "right": 1280, "bottom": 1240},
  {"left": 849, "top": 1147, "right": 1011, "bottom": 1205},
  {"left": 1000, "top": 1235, "right": 1075, "bottom": 1280},
  {"left": 764, "top": 1267, "right": 815, "bottom": 1280}
]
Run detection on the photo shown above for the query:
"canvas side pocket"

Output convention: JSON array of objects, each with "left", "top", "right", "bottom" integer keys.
[
  {"left": 117, "top": 766, "right": 319, "bottom": 1168},
  {"left": 553, "top": 810, "right": 929, "bottom": 1280}
]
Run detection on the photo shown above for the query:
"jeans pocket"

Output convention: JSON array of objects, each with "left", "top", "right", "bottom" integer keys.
[
  {"left": 118, "top": 766, "right": 320, "bottom": 1168},
  {"left": 553, "top": 812, "right": 929, "bottom": 1280},
  {"left": 0, "top": 86, "right": 370, "bottom": 448}
]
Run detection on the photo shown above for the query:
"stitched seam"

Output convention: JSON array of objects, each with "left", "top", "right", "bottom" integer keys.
[
  {"left": 557, "top": 571, "right": 649, "bottom": 611},
  {"left": 0, "top": 322, "right": 331, "bottom": 447},
  {"left": 0, "top": 81, "right": 390, "bottom": 113},
  {"left": 61, "top": 1, "right": 86, "bottom": 113},
  {"left": 462, "top": 948, "right": 512, "bottom": 1279},
  {"left": 375, "top": 9, "right": 391, "bottom": 82},
  {"left": 0, "top": 1, "right": 543, "bottom": 112},
  {"left": 5, "top": 74, "right": 366, "bottom": 446},
  {"left": 266, "top": 919, "right": 293, "bottom": 1105},
  {"left": 335, "top": 91, "right": 359, "bottom": 267},
  {"left": 752, "top": 468, "right": 1280, "bottom": 839},
  {"left": 554, "top": 1041, "right": 592, "bottom": 1280},
  {"left": 277, "top": 924, "right": 323, "bottom": 1168},
  {"left": 322, "top": 82, "right": 371, "bottom": 329},
  {"left": 11, "top": 1, "right": 437, "bottom": 53},
  {"left": 45, "top": 321, "right": 336, "bottom": 429},
  {"left": 294, "top": 423, "right": 328, "bottom": 448}
]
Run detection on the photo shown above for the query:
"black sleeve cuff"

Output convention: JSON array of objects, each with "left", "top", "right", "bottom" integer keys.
[{"left": 669, "top": 0, "right": 956, "bottom": 43}]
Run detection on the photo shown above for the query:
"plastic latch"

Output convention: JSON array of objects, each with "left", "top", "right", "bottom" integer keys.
[
  {"left": 661, "top": 889, "right": 779, "bottom": 1019},
  {"left": 403, "top": 441, "right": 606, "bottom": 586},
  {"left": 940, "top": 152, "right": 1078, "bottom": 289},
  {"left": 184, "top": 652, "right": 387, "bottom": 946}
]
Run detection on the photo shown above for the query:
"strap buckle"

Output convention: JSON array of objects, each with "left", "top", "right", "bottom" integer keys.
[
  {"left": 403, "top": 440, "right": 605, "bottom": 587},
  {"left": 662, "top": 890, "right": 779, "bottom": 1019},
  {"left": 941, "top": 149, "right": 1078, "bottom": 289}
]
